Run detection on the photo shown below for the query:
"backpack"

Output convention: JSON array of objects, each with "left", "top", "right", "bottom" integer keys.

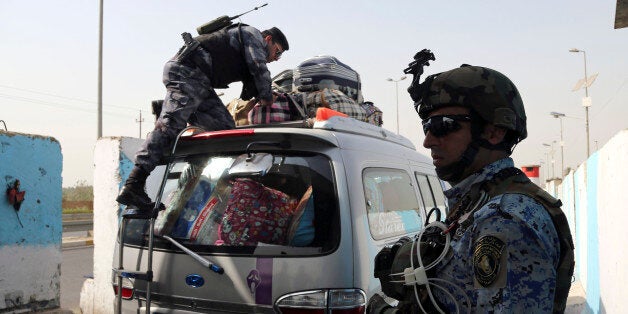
[{"left": 361, "top": 101, "right": 383, "bottom": 126}]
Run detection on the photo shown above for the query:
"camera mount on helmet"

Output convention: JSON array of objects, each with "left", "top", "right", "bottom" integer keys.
[{"left": 404, "top": 49, "right": 435, "bottom": 108}]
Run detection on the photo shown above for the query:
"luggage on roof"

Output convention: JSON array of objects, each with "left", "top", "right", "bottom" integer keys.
[
  {"left": 228, "top": 56, "right": 384, "bottom": 127},
  {"left": 293, "top": 55, "right": 362, "bottom": 103}
]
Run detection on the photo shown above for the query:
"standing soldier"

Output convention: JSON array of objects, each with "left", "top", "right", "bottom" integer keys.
[
  {"left": 116, "top": 24, "right": 289, "bottom": 213},
  {"left": 371, "top": 63, "right": 574, "bottom": 313}
]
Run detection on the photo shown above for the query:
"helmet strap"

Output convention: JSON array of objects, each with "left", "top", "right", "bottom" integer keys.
[{"left": 435, "top": 140, "right": 479, "bottom": 183}]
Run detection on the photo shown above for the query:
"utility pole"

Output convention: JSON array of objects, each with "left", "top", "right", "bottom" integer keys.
[
  {"left": 550, "top": 112, "right": 566, "bottom": 177},
  {"left": 136, "top": 110, "right": 144, "bottom": 139},
  {"left": 97, "top": 0, "right": 103, "bottom": 138}
]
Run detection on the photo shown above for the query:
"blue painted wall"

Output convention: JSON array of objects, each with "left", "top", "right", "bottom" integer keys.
[
  {"left": 0, "top": 132, "right": 62, "bottom": 246},
  {"left": 585, "top": 153, "right": 600, "bottom": 313},
  {"left": 0, "top": 131, "right": 62, "bottom": 311}
]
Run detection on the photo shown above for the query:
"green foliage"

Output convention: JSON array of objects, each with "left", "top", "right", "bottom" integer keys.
[
  {"left": 63, "top": 180, "right": 94, "bottom": 213},
  {"left": 62, "top": 179, "right": 93, "bottom": 202}
]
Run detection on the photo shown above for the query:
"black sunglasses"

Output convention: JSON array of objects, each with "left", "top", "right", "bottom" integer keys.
[
  {"left": 274, "top": 43, "right": 284, "bottom": 58},
  {"left": 421, "top": 114, "right": 471, "bottom": 137}
]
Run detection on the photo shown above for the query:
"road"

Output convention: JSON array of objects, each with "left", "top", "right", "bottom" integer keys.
[{"left": 61, "top": 245, "right": 93, "bottom": 313}]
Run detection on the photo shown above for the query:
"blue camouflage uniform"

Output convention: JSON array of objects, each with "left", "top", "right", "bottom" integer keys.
[
  {"left": 136, "top": 25, "right": 273, "bottom": 173},
  {"left": 431, "top": 157, "right": 560, "bottom": 313}
]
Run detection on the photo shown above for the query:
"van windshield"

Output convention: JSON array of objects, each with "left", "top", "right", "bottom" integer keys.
[{"left": 122, "top": 153, "right": 339, "bottom": 256}]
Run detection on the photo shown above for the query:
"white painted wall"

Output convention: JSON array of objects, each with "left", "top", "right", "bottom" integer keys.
[
  {"left": 595, "top": 130, "right": 628, "bottom": 313},
  {"left": 82, "top": 137, "right": 164, "bottom": 314}
]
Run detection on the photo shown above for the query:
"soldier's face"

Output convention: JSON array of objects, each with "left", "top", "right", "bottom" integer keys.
[
  {"left": 264, "top": 37, "right": 283, "bottom": 63},
  {"left": 422, "top": 106, "right": 472, "bottom": 169}
]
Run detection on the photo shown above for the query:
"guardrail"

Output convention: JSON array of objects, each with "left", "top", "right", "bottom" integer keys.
[{"left": 62, "top": 213, "right": 93, "bottom": 232}]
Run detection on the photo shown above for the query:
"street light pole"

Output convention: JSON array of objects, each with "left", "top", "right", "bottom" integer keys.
[
  {"left": 569, "top": 48, "right": 591, "bottom": 157},
  {"left": 98, "top": 0, "right": 103, "bottom": 139},
  {"left": 550, "top": 112, "right": 566, "bottom": 177},
  {"left": 543, "top": 142, "right": 556, "bottom": 179},
  {"left": 386, "top": 76, "right": 407, "bottom": 134}
]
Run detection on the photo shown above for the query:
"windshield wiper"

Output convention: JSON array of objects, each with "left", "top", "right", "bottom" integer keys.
[{"left": 161, "top": 235, "right": 224, "bottom": 274}]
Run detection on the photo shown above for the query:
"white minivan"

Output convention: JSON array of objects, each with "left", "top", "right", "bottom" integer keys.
[{"left": 113, "top": 115, "right": 447, "bottom": 313}]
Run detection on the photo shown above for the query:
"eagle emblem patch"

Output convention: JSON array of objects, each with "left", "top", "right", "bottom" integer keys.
[{"left": 473, "top": 235, "right": 505, "bottom": 287}]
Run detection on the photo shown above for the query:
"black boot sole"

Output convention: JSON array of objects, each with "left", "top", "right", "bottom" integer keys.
[
  {"left": 116, "top": 190, "right": 153, "bottom": 210},
  {"left": 122, "top": 204, "right": 164, "bottom": 219}
]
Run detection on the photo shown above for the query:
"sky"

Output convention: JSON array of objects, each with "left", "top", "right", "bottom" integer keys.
[{"left": 1, "top": 0, "right": 626, "bottom": 186}]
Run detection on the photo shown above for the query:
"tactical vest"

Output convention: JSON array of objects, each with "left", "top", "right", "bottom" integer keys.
[
  {"left": 456, "top": 167, "right": 575, "bottom": 314},
  {"left": 195, "top": 25, "right": 255, "bottom": 92}
]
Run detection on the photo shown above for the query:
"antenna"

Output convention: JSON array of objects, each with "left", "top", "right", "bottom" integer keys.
[{"left": 230, "top": 3, "right": 268, "bottom": 20}]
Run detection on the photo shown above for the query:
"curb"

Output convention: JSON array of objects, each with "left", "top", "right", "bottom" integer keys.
[{"left": 62, "top": 237, "right": 93, "bottom": 248}]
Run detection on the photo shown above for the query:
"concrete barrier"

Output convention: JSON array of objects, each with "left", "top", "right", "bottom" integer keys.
[
  {"left": 0, "top": 131, "right": 62, "bottom": 312},
  {"left": 81, "top": 137, "right": 164, "bottom": 314},
  {"left": 549, "top": 129, "right": 628, "bottom": 313}
]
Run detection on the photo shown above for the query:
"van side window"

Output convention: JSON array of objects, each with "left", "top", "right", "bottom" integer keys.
[
  {"left": 427, "top": 175, "right": 448, "bottom": 216},
  {"left": 363, "top": 168, "right": 422, "bottom": 240},
  {"left": 415, "top": 173, "right": 449, "bottom": 223},
  {"left": 415, "top": 175, "right": 435, "bottom": 210}
]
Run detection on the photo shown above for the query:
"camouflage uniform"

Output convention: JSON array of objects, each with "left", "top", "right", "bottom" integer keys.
[
  {"left": 431, "top": 157, "right": 560, "bottom": 312},
  {"left": 136, "top": 26, "right": 273, "bottom": 173}
]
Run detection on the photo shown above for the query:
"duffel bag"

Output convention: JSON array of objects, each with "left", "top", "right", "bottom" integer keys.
[
  {"left": 248, "top": 93, "right": 303, "bottom": 125},
  {"left": 301, "top": 88, "right": 369, "bottom": 123}
]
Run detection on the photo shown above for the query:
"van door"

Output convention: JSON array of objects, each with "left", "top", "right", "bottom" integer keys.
[{"left": 117, "top": 151, "right": 346, "bottom": 313}]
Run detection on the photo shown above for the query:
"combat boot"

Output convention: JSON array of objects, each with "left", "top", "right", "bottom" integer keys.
[{"left": 116, "top": 167, "right": 153, "bottom": 212}]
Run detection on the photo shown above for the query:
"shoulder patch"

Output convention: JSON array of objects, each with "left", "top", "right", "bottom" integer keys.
[{"left": 473, "top": 235, "right": 505, "bottom": 287}]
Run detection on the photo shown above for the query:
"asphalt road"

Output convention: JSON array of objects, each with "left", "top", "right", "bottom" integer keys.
[{"left": 61, "top": 245, "right": 93, "bottom": 313}]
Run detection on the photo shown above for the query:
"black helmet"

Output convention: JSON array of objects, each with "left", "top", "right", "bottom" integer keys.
[
  {"left": 293, "top": 55, "right": 363, "bottom": 102},
  {"left": 417, "top": 65, "right": 527, "bottom": 144}
]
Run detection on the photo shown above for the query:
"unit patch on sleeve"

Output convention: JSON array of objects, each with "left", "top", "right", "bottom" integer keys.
[{"left": 473, "top": 235, "right": 505, "bottom": 287}]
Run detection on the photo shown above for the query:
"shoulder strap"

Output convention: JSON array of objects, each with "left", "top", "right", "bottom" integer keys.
[
  {"left": 285, "top": 94, "right": 307, "bottom": 120},
  {"left": 484, "top": 168, "right": 575, "bottom": 314}
]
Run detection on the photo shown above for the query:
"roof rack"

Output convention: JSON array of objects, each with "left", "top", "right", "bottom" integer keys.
[{"left": 229, "top": 116, "right": 415, "bottom": 149}]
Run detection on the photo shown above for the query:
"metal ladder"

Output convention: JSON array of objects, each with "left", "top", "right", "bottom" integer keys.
[{"left": 113, "top": 126, "right": 203, "bottom": 314}]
